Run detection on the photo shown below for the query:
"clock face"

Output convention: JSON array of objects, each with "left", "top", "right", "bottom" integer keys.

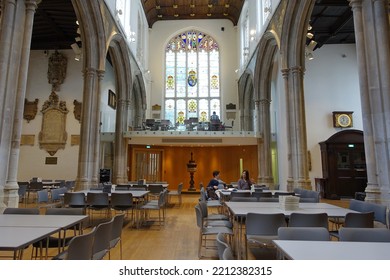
[{"left": 337, "top": 114, "right": 352, "bottom": 127}]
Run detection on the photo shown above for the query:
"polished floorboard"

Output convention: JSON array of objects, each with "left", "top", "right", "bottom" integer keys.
[{"left": 1, "top": 194, "right": 350, "bottom": 260}]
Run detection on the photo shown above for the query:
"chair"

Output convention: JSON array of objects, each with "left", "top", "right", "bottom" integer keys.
[
  {"left": 3, "top": 207, "right": 40, "bottom": 214},
  {"left": 230, "top": 197, "right": 258, "bottom": 202},
  {"left": 140, "top": 191, "right": 166, "bottom": 229},
  {"left": 197, "top": 202, "right": 232, "bottom": 228},
  {"left": 110, "top": 192, "right": 134, "bottom": 220},
  {"left": 278, "top": 227, "right": 330, "bottom": 241},
  {"left": 63, "top": 192, "right": 86, "bottom": 210},
  {"left": 252, "top": 191, "right": 272, "bottom": 201},
  {"left": 92, "top": 219, "right": 113, "bottom": 260},
  {"left": 339, "top": 227, "right": 390, "bottom": 242},
  {"left": 31, "top": 208, "right": 85, "bottom": 259},
  {"left": 198, "top": 201, "right": 229, "bottom": 221},
  {"left": 288, "top": 212, "right": 329, "bottom": 228},
  {"left": 194, "top": 205, "right": 233, "bottom": 259},
  {"left": 17, "top": 182, "right": 29, "bottom": 204},
  {"left": 245, "top": 213, "right": 286, "bottom": 259},
  {"left": 330, "top": 211, "right": 374, "bottom": 239},
  {"left": 216, "top": 232, "right": 230, "bottom": 260},
  {"left": 86, "top": 192, "right": 110, "bottom": 221},
  {"left": 168, "top": 182, "right": 183, "bottom": 206},
  {"left": 53, "top": 227, "right": 96, "bottom": 260},
  {"left": 147, "top": 184, "right": 164, "bottom": 199},
  {"left": 108, "top": 213, "right": 125, "bottom": 260},
  {"left": 51, "top": 187, "right": 67, "bottom": 204},
  {"left": 230, "top": 191, "right": 251, "bottom": 199},
  {"left": 36, "top": 189, "right": 50, "bottom": 207},
  {"left": 26, "top": 181, "right": 43, "bottom": 203},
  {"left": 64, "top": 180, "right": 75, "bottom": 191},
  {"left": 200, "top": 186, "right": 222, "bottom": 209}
]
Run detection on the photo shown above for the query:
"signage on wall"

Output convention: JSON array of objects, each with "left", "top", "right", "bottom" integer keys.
[{"left": 45, "top": 157, "right": 58, "bottom": 165}]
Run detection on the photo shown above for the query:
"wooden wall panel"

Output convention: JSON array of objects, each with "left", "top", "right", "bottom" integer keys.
[{"left": 128, "top": 145, "right": 258, "bottom": 191}]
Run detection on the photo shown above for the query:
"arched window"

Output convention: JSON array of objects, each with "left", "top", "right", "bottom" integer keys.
[{"left": 164, "top": 30, "right": 220, "bottom": 126}]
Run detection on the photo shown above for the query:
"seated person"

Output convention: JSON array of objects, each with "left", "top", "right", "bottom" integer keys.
[
  {"left": 206, "top": 170, "right": 225, "bottom": 200},
  {"left": 237, "top": 170, "right": 255, "bottom": 190}
]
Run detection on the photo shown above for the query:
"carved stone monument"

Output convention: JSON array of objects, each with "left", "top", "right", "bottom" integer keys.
[
  {"left": 38, "top": 91, "right": 68, "bottom": 155},
  {"left": 23, "top": 98, "right": 39, "bottom": 122},
  {"left": 47, "top": 51, "right": 67, "bottom": 91}
]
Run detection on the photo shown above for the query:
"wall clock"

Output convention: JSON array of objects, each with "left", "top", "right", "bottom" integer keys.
[{"left": 332, "top": 111, "right": 353, "bottom": 128}]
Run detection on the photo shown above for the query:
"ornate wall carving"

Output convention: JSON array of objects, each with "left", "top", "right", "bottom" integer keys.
[
  {"left": 39, "top": 91, "right": 68, "bottom": 155},
  {"left": 73, "top": 99, "right": 82, "bottom": 122},
  {"left": 47, "top": 51, "right": 67, "bottom": 91},
  {"left": 23, "top": 98, "right": 39, "bottom": 122}
]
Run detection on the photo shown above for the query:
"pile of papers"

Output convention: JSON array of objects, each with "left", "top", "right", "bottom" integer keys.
[{"left": 279, "top": 195, "right": 300, "bottom": 210}]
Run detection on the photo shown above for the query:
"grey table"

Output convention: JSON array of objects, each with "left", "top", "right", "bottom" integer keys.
[
  {"left": 273, "top": 240, "right": 390, "bottom": 260},
  {"left": 225, "top": 202, "right": 358, "bottom": 259}
]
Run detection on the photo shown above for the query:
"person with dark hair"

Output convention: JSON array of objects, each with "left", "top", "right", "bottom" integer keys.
[
  {"left": 206, "top": 170, "right": 224, "bottom": 200},
  {"left": 237, "top": 169, "right": 254, "bottom": 190}
]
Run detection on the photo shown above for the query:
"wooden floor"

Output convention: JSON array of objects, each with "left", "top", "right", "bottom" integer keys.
[{"left": 2, "top": 194, "right": 350, "bottom": 260}]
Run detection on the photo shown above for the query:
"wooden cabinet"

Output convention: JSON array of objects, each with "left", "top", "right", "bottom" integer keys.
[{"left": 319, "top": 130, "right": 367, "bottom": 199}]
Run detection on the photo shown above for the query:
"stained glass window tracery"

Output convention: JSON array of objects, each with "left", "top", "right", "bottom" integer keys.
[{"left": 164, "top": 30, "right": 220, "bottom": 126}]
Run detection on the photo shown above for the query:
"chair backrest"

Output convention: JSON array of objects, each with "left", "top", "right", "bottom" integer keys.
[
  {"left": 111, "top": 192, "right": 133, "bottom": 208},
  {"left": 18, "top": 183, "right": 28, "bottom": 197},
  {"left": 110, "top": 213, "right": 125, "bottom": 248},
  {"left": 130, "top": 185, "right": 147, "bottom": 190},
  {"left": 278, "top": 227, "right": 330, "bottom": 241},
  {"left": 115, "top": 184, "right": 131, "bottom": 191},
  {"left": 349, "top": 199, "right": 387, "bottom": 226},
  {"left": 92, "top": 219, "right": 113, "bottom": 260},
  {"left": 148, "top": 184, "right": 164, "bottom": 194},
  {"left": 200, "top": 187, "right": 207, "bottom": 201},
  {"left": 258, "top": 197, "right": 279, "bottom": 202},
  {"left": 198, "top": 201, "right": 209, "bottom": 218},
  {"left": 245, "top": 213, "right": 286, "bottom": 236},
  {"left": 288, "top": 212, "right": 329, "bottom": 228},
  {"left": 222, "top": 247, "right": 235, "bottom": 260},
  {"left": 50, "top": 188, "right": 62, "bottom": 202},
  {"left": 230, "top": 197, "right": 258, "bottom": 202},
  {"left": 37, "top": 189, "right": 49, "bottom": 204},
  {"left": 274, "top": 192, "right": 295, "bottom": 197},
  {"left": 45, "top": 207, "right": 84, "bottom": 215},
  {"left": 65, "top": 180, "right": 75, "bottom": 191},
  {"left": 177, "top": 183, "right": 183, "bottom": 194},
  {"left": 87, "top": 192, "right": 109, "bottom": 207},
  {"left": 216, "top": 233, "right": 229, "bottom": 260},
  {"left": 230, "top": 191, "right": 251, "bottom": 198},
  {"left": 339, "top": 227, "right": 390, "bottom": 242},
  {"left": 3, "top": 207, "right": 40, "bottom": 214},
  {"left": 194, "top": 205, "right": 204, "bottom": 228},
  {"left": 344, "top": 211, "right": 374, "bottom": 228},
  {"left": 64, "top": 192, "right": 86, "bottom": 208},
  {"left": 28, "top": 181, "right": 43, "bottom": 191},
  {"left": 65, "top": 227, "right": 96, "bottom": 260}
]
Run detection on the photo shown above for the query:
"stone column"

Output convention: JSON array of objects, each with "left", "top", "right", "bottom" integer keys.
[
  {"left": 113, "top": 98, "right": 129, "bottom": 184},
  {"left": 349, "top": 0, "right": 390, "bottom": 203},
  {"left": 257, "top": 98, "right": 274, "bottom": 187},
  {"left": 3, "top": 0, "right": 39, "bottom": 207},
  {"left": 282, "top": 67, "right": 311, "bottom": 191},
  {"left": 76, "top": 68, "right": 103, "bottom": 190}
]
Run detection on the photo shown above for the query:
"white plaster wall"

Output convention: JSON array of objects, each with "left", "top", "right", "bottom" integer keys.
[
  {"left": 18, "top": 50, "right": 116, "bottom": 181},
  {"left": 304, "top": 44, "right": 361, "bottom": 187},
  {"left": 148, "top": 19, "right": 238, "bottom": 121}
]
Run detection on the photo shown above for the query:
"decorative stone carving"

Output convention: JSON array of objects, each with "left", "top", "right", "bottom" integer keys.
[
  {"left": 48, "top": 51, "right": 67, "bottom": 91},
  {"left": 23, "top": 98, "right": 39, "bottom": 122},
  {"left": 39, "top": 91, "right": 68, "bottom": 156},
  {"left": 73, "top": 99, "right": 82, "bottom": 122}
]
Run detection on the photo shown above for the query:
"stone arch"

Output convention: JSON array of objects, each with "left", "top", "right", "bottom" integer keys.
[{"left": 238, "top": 70, "right": 254, "bottom": 131}]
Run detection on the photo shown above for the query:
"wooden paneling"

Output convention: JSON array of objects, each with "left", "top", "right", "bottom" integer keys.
[{"left": 128, "top": 145, "right": 258, "bottom": 190}]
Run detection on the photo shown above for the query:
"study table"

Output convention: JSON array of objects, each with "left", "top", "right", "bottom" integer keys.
[
  {"left": 224, "top": 202, "right": 358, "bottom": 259},
  {"left": 0, "top": 214, "right": 87, "bottom": 259},
  {"left": 273, "top": 240, "right": 390, "bottom": 260}
]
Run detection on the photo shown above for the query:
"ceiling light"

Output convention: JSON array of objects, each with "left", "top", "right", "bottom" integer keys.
[
  {"left": 71, "top": 43, "right": 81, "bottom": 55},
  {"left": 306, "top": 32, "right": 314, "bottom": 39},
  {"left": 157, "top": 14, "right": 163, "bottom": 18},
  {"left": 208, "top": 4, "right": 213, "bottom": 8},
  {"left": 190, "top": 13, "right": 195, "bottom": 17},
  {"left": 190, "top": 4, "right": 195, "bottom": 8},
  {"left": 308, "top": 24, "right": 312, "bottom": 31},
  {"left": 74, "top": 54, "right": 81, "bottom": 61},
  {"left": 207, "top": 13, "right": 212, "bottom": 16},
  {"left": 174, "top": 14, "right": 179, "bottom": 17},
  {"left": 173, "top": 4, "right": 178, "bottom": 8},
  {"left": 156, "top": 5, "right": 161, "bottom": 9},
  {"left": 307, "top": 53, "right": 314, "bottom": 60},
  {"left": 225, "top": 4, "right": 230, "bottom": 8},
  {"left": 307, "top": 40, "right": 317, "bottom": 51}
]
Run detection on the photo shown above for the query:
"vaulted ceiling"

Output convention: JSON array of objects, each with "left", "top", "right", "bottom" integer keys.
[{"left": 22, "top": 0, "right": 354, "bottom": 51}]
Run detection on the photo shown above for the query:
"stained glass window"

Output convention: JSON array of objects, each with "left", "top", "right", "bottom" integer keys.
[{"left": 164, "top": 30, "right": 220, "bottom": 126}]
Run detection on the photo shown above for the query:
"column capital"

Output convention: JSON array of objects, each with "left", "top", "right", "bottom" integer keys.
[
  {"left": 348, "top": 0, "right": 363, "bottom": 9},
  {"left": 25, "top": 0, "right": 39, "bottom": 11}
]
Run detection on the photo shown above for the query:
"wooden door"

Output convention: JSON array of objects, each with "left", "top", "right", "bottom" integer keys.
[{"left": 131, "top": 148, "right": 164, "bottom": 182}]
